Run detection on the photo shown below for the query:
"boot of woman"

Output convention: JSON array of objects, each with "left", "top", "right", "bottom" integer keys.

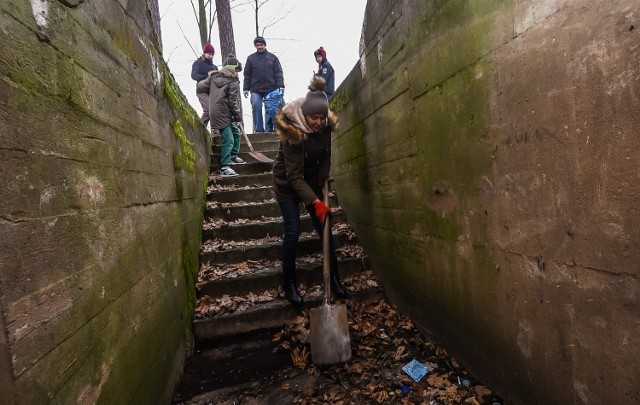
[
  {"left": 283, "top": 266, "right": 304, "bottom": 306},
  {"left": 330, "top": 257, "right": 348, "bottom": 299}
]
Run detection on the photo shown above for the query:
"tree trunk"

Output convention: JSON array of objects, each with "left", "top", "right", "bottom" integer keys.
[
  {"left": 254, "top": 0, "right": 259, "bottom": 37},
  {"left": 215, "top": 0, "right": 236, "bottom": 60},
  {"left": 198, "top": 0, "right": 208, "bottom": 47}
]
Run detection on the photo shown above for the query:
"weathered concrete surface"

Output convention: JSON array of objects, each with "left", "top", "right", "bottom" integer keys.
[
  {"left": 0, "top": 0, "right": 209, "bottom": 403},
  {"left": 332, "top": 0, "right": 639, "bottom": 403}
]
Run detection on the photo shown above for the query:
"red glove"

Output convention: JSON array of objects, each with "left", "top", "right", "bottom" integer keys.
[{"left": 312, "top": 199, "right": 331, "bottom": 225}]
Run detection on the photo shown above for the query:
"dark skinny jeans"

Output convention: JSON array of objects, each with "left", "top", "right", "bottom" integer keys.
[{"left": 279, "top": 201, "right": 337, "bottom": 270}]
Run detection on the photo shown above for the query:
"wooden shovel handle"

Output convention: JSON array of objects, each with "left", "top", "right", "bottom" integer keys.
[
  {"left": 322, "top": 178, "right": 334, "bottom": 305},
  {"left": 237, "top": 122, "right": 256, "bottom": 153}
]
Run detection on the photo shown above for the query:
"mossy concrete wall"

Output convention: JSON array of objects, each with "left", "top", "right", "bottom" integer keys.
[
  {"left": 332, "top": 0, "right": 639, "bottom": 403},
  {"left": 0, "top": 0, "right": 209, "bottom": 403}
]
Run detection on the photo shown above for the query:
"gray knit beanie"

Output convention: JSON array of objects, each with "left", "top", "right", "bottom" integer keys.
[{"left": 301, "top": 76, "right": 329, "bottom": 116}]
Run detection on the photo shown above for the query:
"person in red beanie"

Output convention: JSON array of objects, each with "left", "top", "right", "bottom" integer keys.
[
  {"left": 271, "top": 75, "right": 347, "bottom": 306},
  {"left": 314, "top": 47, "right": 335, "bottom": 100},
  {"left": 191, "top": 42, "right": 218, "bottom": 127}
]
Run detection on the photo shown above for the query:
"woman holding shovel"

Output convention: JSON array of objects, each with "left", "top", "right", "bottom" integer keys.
[{"left": 272, "top": 76, "right": 348, "bottom": 306}]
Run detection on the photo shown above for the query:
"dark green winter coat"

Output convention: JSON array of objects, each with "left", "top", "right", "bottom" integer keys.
[
  {"left": 271, "top": 98, "right": 339, "bottom": 205},
  {"left": 196, "top": 69, "right": 242, "bottom": 130}
]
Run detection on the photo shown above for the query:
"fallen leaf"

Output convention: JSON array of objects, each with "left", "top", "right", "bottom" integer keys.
[{"left": 474, "top": 385, "right": 493, "bottom": 398}]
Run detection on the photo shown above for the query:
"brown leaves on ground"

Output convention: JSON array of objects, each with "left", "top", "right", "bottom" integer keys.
[
  {"left": 271, "top": 299, "right": 500, "bottom": 405},
  {"left": 195, "top": 270, "right": 379, "bottom": 318},
  {"left": 194, "top": 289, "right": 278, "bottom": 318}
]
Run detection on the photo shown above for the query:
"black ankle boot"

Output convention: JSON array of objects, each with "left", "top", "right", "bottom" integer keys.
[
  {"left": 283, "top": 266, "right": 304, "bottom": 306},
  {"left": 330, "top": 257, "right": 348, "bottom": 299}
]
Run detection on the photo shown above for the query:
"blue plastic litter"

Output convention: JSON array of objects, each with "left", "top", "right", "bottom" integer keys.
[
  {"left": 264, "top": 88, "right": 284, "bottom": 132},
  {"left": 402, "top": 359, "right": 430, "bottom": 382}
]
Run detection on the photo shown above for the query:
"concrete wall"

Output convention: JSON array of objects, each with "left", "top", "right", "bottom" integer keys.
[
  {"left": 332, "top": 0, "right": 639, "bottom": 403},
  {"left": 0, "top": 0, "right": 209, "bottom": 403}
]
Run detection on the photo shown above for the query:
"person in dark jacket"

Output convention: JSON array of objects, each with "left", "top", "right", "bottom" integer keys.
[
  {"left": 271, "top": 76, "right": 347, "bottom": 306},
  {"left": 243, "top": 36, "right": 285, "bottom": 133},
  {"left": 191, "top": 43, "right": 218, "bottom": 127},
  {"left": 197, "top": 55, "right": 246, "bottom": 177},
  {"left": 314, "top": 47, "right": 335, "bottom": 100}
]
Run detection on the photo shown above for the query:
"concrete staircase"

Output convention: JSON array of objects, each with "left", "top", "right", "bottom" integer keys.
[{"left": 172, "top": 130, "right": 383, "bottom": 402}]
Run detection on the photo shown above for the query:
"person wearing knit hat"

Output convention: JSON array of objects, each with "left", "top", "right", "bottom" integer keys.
[
  {"left": 222, "top": 54, "right": 242, "bottom": 73},
  {"left": 270, "top": 76, "right": 347, "bottom": 306},
  {"left": 196, "top": 53, "right": 246, "bottom": 177},
  {"left": 243, "top": 36, "right": 284, "bottom": 132},
  {"left": 314, "top": 46, "right": 335, "bottom": 100},
  {"left": 191, "top": 42, "right": 218, "bottom": 127}
]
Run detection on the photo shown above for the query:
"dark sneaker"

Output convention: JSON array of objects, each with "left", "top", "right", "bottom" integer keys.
[
  {"left": 230, "top": 155, "right": 246, "bottom": 165},
  {"left": 220, "top": 166, "right": 239, "bottom": 177}
]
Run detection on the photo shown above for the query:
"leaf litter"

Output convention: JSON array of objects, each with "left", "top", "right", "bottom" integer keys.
[
  {"left": 269, "top": 299, "right": 503, "bottom": 404},
  {"left": 189, "top": 181, "right": 502, "bottom": 404}
]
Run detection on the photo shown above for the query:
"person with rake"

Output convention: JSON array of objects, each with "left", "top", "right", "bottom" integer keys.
[{"left": 197, "top": 54, "right": 246, "bottom": 177}]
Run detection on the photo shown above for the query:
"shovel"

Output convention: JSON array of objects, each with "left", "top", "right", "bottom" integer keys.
[
  {"left": 309, "top": 180, "right": 352, "bottom": 365},
  {"left": 237, "top": 122, "right": 273, "bottom": 163}
]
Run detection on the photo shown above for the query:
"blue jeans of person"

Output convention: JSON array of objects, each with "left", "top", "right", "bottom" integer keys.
[
  {"left": 220, "top": 123, "right": 241, "bottom": 166},
  {"left": 250, "top": 91, "right": 268, "bottom": 133},
  {"left": 279, "top": 201, "right": 337, "bottom": 270}
]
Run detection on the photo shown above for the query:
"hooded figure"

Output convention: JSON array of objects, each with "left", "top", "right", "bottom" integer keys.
[
  {"left": 271, "top": 76, "right": 347, "bottom": 306},
  {"left": 197, "top": 55, "right": 246, "bottom": 176}
]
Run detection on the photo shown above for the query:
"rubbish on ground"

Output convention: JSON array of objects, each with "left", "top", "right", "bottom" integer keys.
[{"left": 402, "top": 359, "right": 429, "bottom": 382}]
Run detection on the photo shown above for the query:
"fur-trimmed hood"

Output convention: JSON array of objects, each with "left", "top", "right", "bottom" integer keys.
[{"left": 275, "top": 98, "right": 339, "bottom": 145}]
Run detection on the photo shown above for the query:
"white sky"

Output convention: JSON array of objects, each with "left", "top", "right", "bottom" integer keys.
[{"left": 157, "top": 0, "right": 367, "bottom": 124}]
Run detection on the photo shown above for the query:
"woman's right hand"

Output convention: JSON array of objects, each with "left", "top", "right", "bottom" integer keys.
[{"left": 312, "top": 199, "right": 331, "bottom": 225}]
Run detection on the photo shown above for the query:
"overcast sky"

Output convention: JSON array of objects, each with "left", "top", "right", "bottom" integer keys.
[{"left": 157, "top": 0, "right": 367, "bottom": 125}]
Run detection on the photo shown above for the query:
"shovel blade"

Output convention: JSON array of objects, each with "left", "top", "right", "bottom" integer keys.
[
  {"left": 309, "top": 303, "right": 351, "bottom": 365},
  {"left": 249, "top": 151, "right": 273, "bottom": 163}
]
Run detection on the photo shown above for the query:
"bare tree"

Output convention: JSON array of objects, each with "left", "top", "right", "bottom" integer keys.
[
  {"left": 244, "top": 0, "right": 294, "bottom": 37},
  {"left": 189, "top": 0, "right": 215, "bottom": 48},
  {"left": 215, "top": 0, "right": 236, "bottom": 58}
]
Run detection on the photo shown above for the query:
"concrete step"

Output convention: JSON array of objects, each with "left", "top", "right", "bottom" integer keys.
[
  {"left": 242, "top": 132, "right": 279, "bottom": 143},
  {"left": 240, "top": 143, "right": 279, "bottom": 155},
  {"left": 200, "top": 232, "right": 354, "bottom": 265},
  {"left": 205, "top": 196, "right": 339, "bottom": 221},
  {"left": 172, "top": 328, "right": 294, "bottom": 403},
  {"left": 193, "top": 286, "right": 384, "bottom": 342},
  {"left": 207, "top": 185, "right": 274, "bottom": 203},
  {"left": 205, "top": 199, "right": 280, "bottom": 221},
  {"left": 203, "top": 212, "right": 346, "bottom": 242},
  {"left": 212, "top": 172, "right": 273, "bottom": 188},
  {"left": 197, "top": 256, "right": 369, "bottom": 299},
  {"left": 210, "top": 159, "right": 273, "bottom": 174}
]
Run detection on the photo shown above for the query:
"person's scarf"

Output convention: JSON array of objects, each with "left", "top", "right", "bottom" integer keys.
[{"left": 281, "top": 98, "right": 314, "bottom": 134}]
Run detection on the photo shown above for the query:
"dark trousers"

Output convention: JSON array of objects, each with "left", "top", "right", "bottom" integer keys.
[
  {"left": 197, "top": 93, "right": 210, "bottom": 126},
  {"left": 278, "top": 201, "right": 337, "bottom": 269}
]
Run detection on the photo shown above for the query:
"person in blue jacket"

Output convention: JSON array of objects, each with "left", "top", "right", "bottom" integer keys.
[
  {"left": 243, "top": 36, "right": 285, "bottom": 133},
  {"left": 191, "top": 42, "right": 218, "bottom": 126},
  {"left": 314, "top": 47, "right": 335, "bottom": 100}
]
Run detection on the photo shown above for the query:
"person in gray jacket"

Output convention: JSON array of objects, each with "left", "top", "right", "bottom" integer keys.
[
  {"left": 197, "top": 55, "right": 246, "bottom": 177},
  {"left": 243, "top": 36, "right": 284, "bottom": 133}
]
